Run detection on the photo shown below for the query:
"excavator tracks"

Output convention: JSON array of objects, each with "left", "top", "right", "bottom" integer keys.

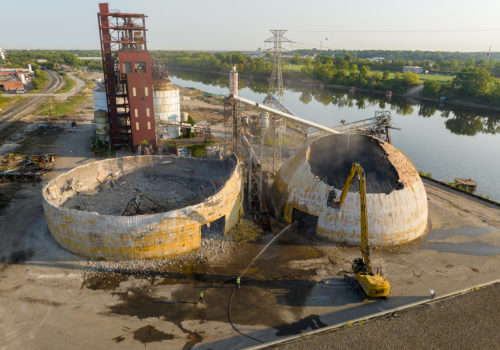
[{"left": 344, "top": 274, "right": 368, "bottom": 302}]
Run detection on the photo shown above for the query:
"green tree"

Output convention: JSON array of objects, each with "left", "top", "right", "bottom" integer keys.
[
  {"left": 290, "top": 54, "right": 301, "bottom": 64},
  {"left": 451, "top": 66, "right": 494, "bottom": 97},
  {"left": 359, "top": 65, "right": 369, "bottom": 79},
  {"left": 401, "top": 72, "right": 419, "bottom": 86},
  {"left": 422, "top": 80, "right": 441, "bottom": 97}
]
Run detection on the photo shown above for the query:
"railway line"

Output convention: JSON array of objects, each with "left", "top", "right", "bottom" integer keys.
[{"left": 0, "top": 70, "right": 65, "bottom": 132}]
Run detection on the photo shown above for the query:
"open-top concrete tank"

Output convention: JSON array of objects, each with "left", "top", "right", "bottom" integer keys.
[
  {"left": 272, "top": 134, "right": 428, "bottom": 246},
  {"left": 42, "top": 155, "right": 242, "bottom": 260}
]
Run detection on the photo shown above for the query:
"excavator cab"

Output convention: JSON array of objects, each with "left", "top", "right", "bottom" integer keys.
[{"left": 352, "top": 257, "right": 366, "bottom": 275}]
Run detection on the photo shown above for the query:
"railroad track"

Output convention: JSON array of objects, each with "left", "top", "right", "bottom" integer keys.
[{"left": 0, "top": 70, "right": 66, "bottom": 132}]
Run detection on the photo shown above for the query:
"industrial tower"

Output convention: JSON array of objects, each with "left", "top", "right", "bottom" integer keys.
[{"left": 97, "top": 3, "right": 157, "bottom": 151}]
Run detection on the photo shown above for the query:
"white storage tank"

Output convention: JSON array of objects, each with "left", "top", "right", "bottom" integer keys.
[
  {"left": 94, "top": 110, "right": 108, "bottom": 142},
  {"left": 181, "top": 111, "right": 189, "bottom": 123},
  {"left": 153, "top": 82, "right": 180, "bottom": 140},
  {"left": 93, "top": 84, "right": 108, "bottom": 112}
]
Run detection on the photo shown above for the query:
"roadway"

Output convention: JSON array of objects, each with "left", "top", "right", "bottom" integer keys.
[{"left": 0, "top": 70, "right": 66, "bottom": 132}]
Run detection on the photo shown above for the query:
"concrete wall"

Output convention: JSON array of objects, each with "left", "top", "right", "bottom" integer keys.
[
  {"left": 272, "top": 141, "right": 428, "bottom": 246},
  {"left": 42, "top": 155, "right": 242, "bottom": 260}
]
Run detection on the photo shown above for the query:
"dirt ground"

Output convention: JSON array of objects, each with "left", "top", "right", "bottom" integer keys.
[
  {"left": 179, "top": 86, "right": 225, "bottom": 125},
  {"left": 1, "top": 79, "right": 500, "bottom": 350}
]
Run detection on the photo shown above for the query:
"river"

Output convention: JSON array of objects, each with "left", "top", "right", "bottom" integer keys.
[{"left": 170, "top": 70, "right": 500, "bottom": 202}]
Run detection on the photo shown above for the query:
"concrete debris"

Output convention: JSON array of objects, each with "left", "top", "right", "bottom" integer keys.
[
  {"left": 80, "top": 237, "right": 241, "bottom": 275},
  {"left": 62, "top": 161, "right": 228, "bottom": 215}
]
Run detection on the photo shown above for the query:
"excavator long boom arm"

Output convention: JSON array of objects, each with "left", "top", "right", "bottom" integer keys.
[{"left": 334, "top": 163, "right": 371, "bottom": 274}]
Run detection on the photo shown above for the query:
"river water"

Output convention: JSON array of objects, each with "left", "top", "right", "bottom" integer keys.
[{"left": 170, "top": 71, "right": 500, "bottom": 202}]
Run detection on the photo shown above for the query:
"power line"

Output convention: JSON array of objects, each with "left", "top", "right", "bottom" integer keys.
[
  {"left": 288, "top": 28, "right": 500, "bottom": 33},
  {"left": 291, "top": 40, "right": 339, "bottom": 50}
]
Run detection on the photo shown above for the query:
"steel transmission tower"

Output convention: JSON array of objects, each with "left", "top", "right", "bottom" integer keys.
[{"left": 265, "top": 30, "right": 291, "bottom": 108}]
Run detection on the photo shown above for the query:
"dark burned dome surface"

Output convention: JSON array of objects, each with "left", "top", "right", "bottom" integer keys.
[{"left": 308, "top": 134, "right": 402, "bottom": 194}]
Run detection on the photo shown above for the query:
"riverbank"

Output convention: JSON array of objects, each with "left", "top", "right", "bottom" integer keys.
[{"left": 170, "top": 66, "right": 500, "bottom": 113}]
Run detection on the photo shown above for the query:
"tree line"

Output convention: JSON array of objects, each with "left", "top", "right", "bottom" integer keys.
[
  {"left": 1, "top": 50, "right": 102, "bottom": 71},
  {"left": 5, "top": 49, "right": 500, "bottom": 106}
]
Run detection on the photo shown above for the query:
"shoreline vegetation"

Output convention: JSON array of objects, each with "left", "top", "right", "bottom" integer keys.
[
  {"left": 168, "top": 66, "right": 500, "bottom": 113},
  {"left": 150, "top": 50, "right": 500, "bottom": 111},
  {"left": 4, "top": 49, "right": 500, "bottom": 110}
]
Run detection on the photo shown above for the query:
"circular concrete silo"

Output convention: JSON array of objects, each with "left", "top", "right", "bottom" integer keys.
[
  {"left": 42, "top": 155, "right": 242, "bottom": 260},
  {"left": 272, "top": 134, "right": 428, "bottom": 246}
]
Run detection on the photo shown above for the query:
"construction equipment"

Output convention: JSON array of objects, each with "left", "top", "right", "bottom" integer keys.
[
  {"left": 333, "top": 162, "right": 390, "bottom": 300},
  {"left": 0, "top": 153, "right": 57, "bottom": 182}
]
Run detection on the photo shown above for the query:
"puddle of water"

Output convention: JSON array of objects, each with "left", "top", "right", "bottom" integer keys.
[
  {"left": 421, "top": 225, "right": 500, "bottom": 256},
  {"left": 112, "top": 335, "right": 125, "bottom": 343},
  {"left": 423, "top": 241, "right": 500, "bottom": 256},
  {"left": 425, "top": 226, "right": 496, "bottom": 241},
  {"left": 82, "top": 272, "right": 128, "bottom": 290},
  {"left": 0, "top": 142, "right": 20, "bottom": 155},
  {"left": 240, "top": 224, "right": 291, "bottom": 277},
  {"left": 9, "top": 249, "right": 34, "bottom": 264},
  {"left": 133, "top": 325, "right": 174, "bottom": 344},
  {"left": 276, "top": 279, "right": 359, "bottom": 307},
  {"left": 275, "top": 314, "right": 327, "bottom": 337}
]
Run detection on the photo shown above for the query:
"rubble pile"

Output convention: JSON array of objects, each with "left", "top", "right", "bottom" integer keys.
[
  {"left": 81, "top": 237, "right": 241, "bottom": 275},
  {"left": 62, "top": 169, "right": 221, "bottom": 215}
]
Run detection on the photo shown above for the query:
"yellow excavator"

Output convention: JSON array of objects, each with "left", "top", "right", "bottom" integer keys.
[{"left": 333, "top": 162, "right": 390, "bottom": 300}]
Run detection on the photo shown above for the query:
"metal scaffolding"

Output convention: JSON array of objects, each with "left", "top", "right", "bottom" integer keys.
[{"left": 97, "top": 3, "right": 148, "bottom": 148}]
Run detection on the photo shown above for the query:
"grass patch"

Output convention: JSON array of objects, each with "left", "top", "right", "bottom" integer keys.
[
  {"left": 37, "top": 93, "right": 87, "bottom": 117},
  {"left": 417, "top": 73, "right": 453, "bottom": 85},
  {"left": 371, "top": 71, "right": 454, "bottom": 85},
  {"left": 0, "top": 96, "right": 12, "bottom": 109},
  {"left": 36, "top": 72, "right": 92, "bottom": 116},
  {"left": 418, "top": 170, "right": 432, "bottom": 178},
  {"left": 0, "top": 96, "right": 26, "bottom": 110},
  {"left": 283, "top": 64, "right": 305, "bottom": 72},
  {"left": 56, "top": 74, "right": 76, "bottom": 94}
]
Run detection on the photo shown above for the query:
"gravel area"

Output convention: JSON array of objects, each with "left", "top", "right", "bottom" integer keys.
[{"left": 271, "top": 283, "right": 500, "bottom": 350}]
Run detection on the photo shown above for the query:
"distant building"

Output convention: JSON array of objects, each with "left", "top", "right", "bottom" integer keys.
[
  {"left": 368, "top": 57, "right": 385, "bottom": 63},
  {"left": 403, "top": 66, "right": 423, "bottom": 74},
  {"left": 0, "top": 75, "right": 24, "bottom": 91}
]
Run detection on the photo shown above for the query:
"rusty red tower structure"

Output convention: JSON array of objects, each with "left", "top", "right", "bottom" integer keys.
[{"left": 97, "top": 3, "right": 156, "bottom": 151}]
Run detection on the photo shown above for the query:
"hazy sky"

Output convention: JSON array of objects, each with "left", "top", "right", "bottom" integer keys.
[{"left": 2, "top": 0, "right": 500, "bottom": 52}]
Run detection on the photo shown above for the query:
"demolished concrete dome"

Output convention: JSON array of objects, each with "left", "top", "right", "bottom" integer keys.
[
  {"left": 42, "top": 155, "right": 242, "bottom": 260},
  {"left": 272, "top": 134, "right": 428, "bottom": 245}
]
